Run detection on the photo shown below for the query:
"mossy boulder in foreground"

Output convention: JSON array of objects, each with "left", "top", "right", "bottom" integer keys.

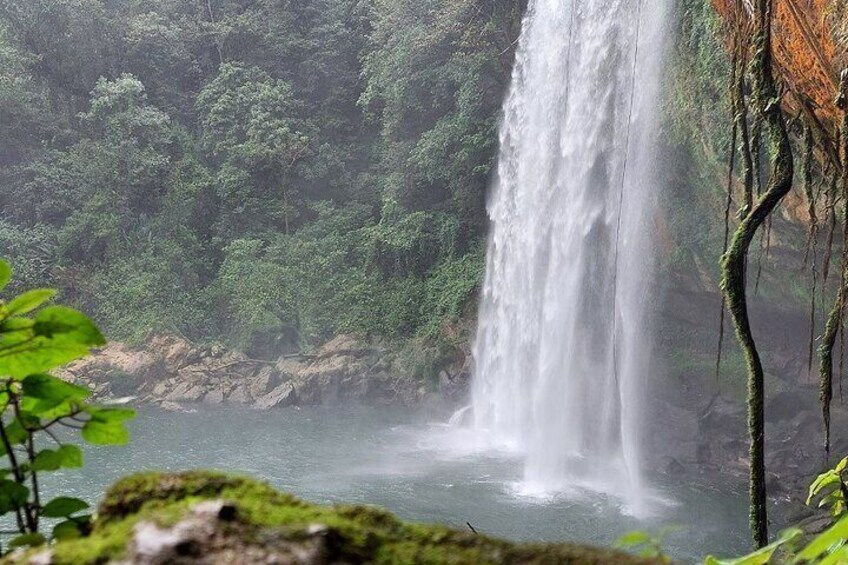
[{"left": 5, "top": 471, "right": 661, "bottom": 564}]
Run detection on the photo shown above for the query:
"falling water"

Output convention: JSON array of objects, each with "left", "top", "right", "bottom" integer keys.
[{"left": 470, "top": 0, "right": 670, "bottom": 506}]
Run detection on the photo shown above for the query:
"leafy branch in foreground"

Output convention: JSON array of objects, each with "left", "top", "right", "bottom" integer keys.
[
  {"left": 807, "top": 456, "right": 848, "bottom": 518},
  {"left": 614, "top": 527, "right": 677, "bottom": 563},
  {"left": 705, "top": 455, "right": 848, "bottom": 564},
  {"left": 0, "top": 259, "right": 134, "bottom": 553}
]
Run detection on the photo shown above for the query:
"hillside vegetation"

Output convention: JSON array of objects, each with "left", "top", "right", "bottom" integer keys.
[{"left": 0, "top": 0, "right": 525, "bottom": 357}]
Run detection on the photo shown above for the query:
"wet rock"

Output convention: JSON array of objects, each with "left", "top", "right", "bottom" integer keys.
[
  {"left": 160, "top": 401, "right": 195, "bottom": 413},
  {"left": 797, "top": 514, "right": 835, "bottom": 536},
  {"left": 203, "top": 389, "right": 225, "bottom": 405},
  {"left": 767, "top": 390, "right": 817, "bottom": 424},
  {"left": 659, "top": 456, "right": 686, "bottom": 477},
  {"left": 253, "top": 383, "right": 296, "bottom": 410},
  {"left": 290, "top": 335, "right": 412, "bottom": 406},
  {"left": 151, "top": 382, "right": 169, "bottom": 398},
  {"left": 227, "top": 385, "right": 252, "bottom": 405},
  {"left": 646, "top": 399, "right": 699, "bottom": 462},
  {"left": 165, "top": 381, "right": 206, "bottom": 403},
  {"left": 700, "top": 396, "right": 746, "bottom": 437},
  {"left": 438, "top": 367, "right": 471, "bottom": 402},
  {"left": 247, "top": 366, "right": 282, "bottom": 399}
]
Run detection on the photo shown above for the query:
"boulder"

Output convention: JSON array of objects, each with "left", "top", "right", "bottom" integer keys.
[
  {"left": 148, "top": 334, "right": 202, "bottom": 373},
  {"left": 159, "top": 401, "right": 196, "bottom": 413},
  {"left": 288, "top": 334, "right": 419, "bottom": 406},
  {"left": 227, "top": 384, "right": 252, "bottom": 405},
  {"left": 203, "top": 389, "right": 225, "bottom": 405},
  {"left": 247, "top": 366, "right": 283, "bottom": 399},
  {"left": 253, "top": 383, "right": 297, "bottom": 410},
  {"left": 165, "top": 381, "right": 206, "bottom": 403}
]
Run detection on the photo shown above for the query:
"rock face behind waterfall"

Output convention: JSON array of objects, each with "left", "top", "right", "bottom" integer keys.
[
  {"left": 712, "top": 0, "right": 846, "bottom": 135},
  {"left": 8, "top": 472, "right": 661, "bottom": 565},
  {"left": 57, "top": 334, "right": 440, "bottom": 410}
]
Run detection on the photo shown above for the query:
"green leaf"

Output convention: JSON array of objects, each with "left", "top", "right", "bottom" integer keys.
[
  {"left": 6, "top": 289, "right": 56, "bottom": 316},
  {"left": 818, "top": 545, "right": 848, "bottom": 565},
  {"left": 32, "top": 445, "right": 83, "bottom": 471},
  {"left": 0, "top": 318, "right": 34, "bottom": 332},
  {"left": 794, "top": 517, "right": 848, "bottom": 563},
  {"left": 79, "top": 407, "right": 135, "bottom": 445},
  {"left": 41, "top": 496, "right": 89, "bottom": 518},
  {"left": 81, "top": 419, "right": 130, "bottom": 446},
  {"left": 52, "top": 519, "right": 84, "bottom": 541},
  {"left": 33, "top": 306, "right": 105, "bottom": 346},
  {"left": 3, "top": 420, "right": 30, "bottom": 446},
  {"left": 0, "top": 479, "right": 29, "bottom": 513},
  {"left": 21, "top": 373, "right": 91, "bottom": 414},
  {"left": 56, "top": 444, "right": 83, "bottom": 468},
  {"left": 8, "top": 532, "right": 46, "bottom": 549},
  {"left": 615, "top": 531, "right": 652, "bottom": 548},
  {"left": 0, "top": 338, "right": 90, "bottom": 379},
  {"left": 0, "top": 306, "right": 105, "bottom": 378},
  {"left": 707, "top": 528, "right": 801, "bottom": 565},
  {"left": 0, "top": 261, "right": 11, "bottom": 292},
  {"left": 31, "top": 449, "right": 63, "bottom": 471},
  {"left": 88, "top": 407, "right": 135, "bottom": 423},
  {"left": 53, "top": 514, "right": 91, "bottom": 540},
  {"left": 809, "top": 472, "right": 841, "bottom": 504}
]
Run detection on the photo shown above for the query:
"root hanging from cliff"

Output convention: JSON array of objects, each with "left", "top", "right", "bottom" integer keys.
[
  {"left": 803, "top": 126, "right": 821, "bottom": 377},
  {"left": 823, "top": 175, "right": 839, "bottom": 286},
  {"left": 819, "top": 72, "right": 848, "bottom": 461},
  {"left": 753, "top": 215, "right": 772, "bottom": 294},
  {"left": 716, "top": 43, "right": 742, "bottom": 386},
  {"left": 739, "top": 57, "right": 756, "bottom": 214},
  {"left": 720, "top": 0, "right": 794, "bottom": 548}
]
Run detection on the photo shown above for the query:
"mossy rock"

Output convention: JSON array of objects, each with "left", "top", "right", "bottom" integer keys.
[{"left": 6, "top": 471, "right": 662, "bottom": 564}]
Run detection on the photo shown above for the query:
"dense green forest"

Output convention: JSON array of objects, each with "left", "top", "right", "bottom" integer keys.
[
  {"left": 0, "top": 0, "right": 526, "bottom": 357},
  {"left": 0, "top": 0, "right": 745, "bottom": 363}
]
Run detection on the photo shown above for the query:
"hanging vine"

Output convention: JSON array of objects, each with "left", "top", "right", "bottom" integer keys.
[
  {"left": 802, "top": 126, "right": 819, "bottom": 377},
  {"left": 752, "top": 104, "right": 769, "bottom": 295},
  {"left": 819, "top": 70, "right": 848, "bottom": 461},
  {"left": 716, "top": 37, "right": 742, "bottom": 385},
  {"left": 823, "top": 173, "right": 839, "bottom": 285},
  {"left": 719, "top": 0, "right": 794, "bottom": 548}
]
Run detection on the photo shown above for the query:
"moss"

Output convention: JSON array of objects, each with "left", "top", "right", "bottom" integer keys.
[
  {"left": 6, "top": 472, "right": 662, "bottom": 565},
  {"left": 97, "top": 471, "right": 261, "bottom": 521}
]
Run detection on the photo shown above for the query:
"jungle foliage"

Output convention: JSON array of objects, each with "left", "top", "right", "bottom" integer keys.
[{"left": 0, "top": 0, "right": 526, "bottom": 356}]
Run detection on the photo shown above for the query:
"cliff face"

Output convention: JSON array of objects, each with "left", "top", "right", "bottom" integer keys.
[{"left": 712, "top": 0, "right": 846, "bottom": 132}]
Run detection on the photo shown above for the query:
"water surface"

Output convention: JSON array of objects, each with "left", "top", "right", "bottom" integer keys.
[{"left": 45, "top": 405, "right": 751, "bottom": 562}]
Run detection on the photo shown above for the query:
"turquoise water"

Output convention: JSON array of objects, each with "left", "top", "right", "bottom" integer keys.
[{"left": 44, "top": 405, "right": 751, "bottom": 562}]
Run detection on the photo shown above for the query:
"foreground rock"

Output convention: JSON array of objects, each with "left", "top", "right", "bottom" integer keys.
[
  {"left": 8, "top": 472, "right": 659, "bottom": 565},
  {"left": 58, "top": 334, "right": 440, "bottom": 410}
]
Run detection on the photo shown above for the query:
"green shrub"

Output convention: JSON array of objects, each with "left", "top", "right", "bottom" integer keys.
[{"left": 0, "top": 259, "right": 134, "bottom": 553}]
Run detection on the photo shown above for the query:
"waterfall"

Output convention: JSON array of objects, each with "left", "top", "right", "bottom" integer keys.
[{"left": 470, "top": 0, "right": 670, "bottom": 504}]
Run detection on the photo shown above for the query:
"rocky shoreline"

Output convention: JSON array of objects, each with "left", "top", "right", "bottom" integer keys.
[{"left": 58, "top": 334, "right": 465, "bottom": 413}]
